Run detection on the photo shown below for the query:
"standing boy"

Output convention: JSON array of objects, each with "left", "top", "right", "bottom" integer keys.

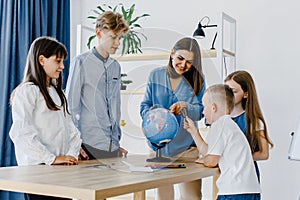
[
  {"left": 66, "top": 11, "right": 129, "bottom": 159},
  {"left": 184, "top": 84, "right": 261, "bottom": 200}
]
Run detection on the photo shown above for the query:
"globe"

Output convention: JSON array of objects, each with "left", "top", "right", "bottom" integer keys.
[{"left": 142, "top": 107, "right": 179, "bottom": 147}]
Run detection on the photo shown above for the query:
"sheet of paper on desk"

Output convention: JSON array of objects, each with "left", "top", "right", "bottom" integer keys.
[
  {"left": 121, "top": 160, "right": 154, "bottom": 172},
  {"left": 84, "top": 164, "right": 110, "bottom": 170},
  {"left": 129, "top": 166, "right": 154, "bottom": 172}
]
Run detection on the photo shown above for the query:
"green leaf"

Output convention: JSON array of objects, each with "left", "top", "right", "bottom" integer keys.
[
  {"left": 87, "top": 3, "right": 149, "bottom": 54},
  {"left": 130, "top": 14, "right": 150, "bottom": 24},
  {"left": 133, "top": 34, "right": 142, "bottom": 50},
  {"left": 130, "top": 37, "right": 135, "bottom": 53},
  {"left": 96, "top": 5, "right": 106, "bottom": 12},
  {"left": 127, "top": 4, "right": 135, "bottom": 22},
  {"left": 92, "top": 10, "right": 101, "bottom": 15},
  {"left": 140, "top": 32, "right": 147, "bottom": 41},
  {"left": 141, "top": 13, "right": 151, "bottom": 17},
  {"left": 121, "top": 6, "right": 127, "bottom": 19},
  {"left": 132, "top": 38, "right": 139, "bottom": 50},
  {"left": 122, "top": 35, "right": 127, "bottom": 55},
  {"left": 112, "top": 3, "right": 122, "bottom": 12},
  {"left": 132, "top": 24, "right": 142, "bottom": 28},
  {"left": 133, "top": 33, "right": 142, "bottom": 46},
  {"left": 126, "top": 35, "right": 131, "bottom": 54},
  {"left": 137, "top": 47, "right": 143, "bottom": 53},
  {"left": 87, "top": 35, "right": 96, "bottom": 49}
]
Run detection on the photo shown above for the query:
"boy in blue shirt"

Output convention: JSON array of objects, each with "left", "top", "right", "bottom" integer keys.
[{"left": 66, "top": 11, "right": 129, "bottom": 159}]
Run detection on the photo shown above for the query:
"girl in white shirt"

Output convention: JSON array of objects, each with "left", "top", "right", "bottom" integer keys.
[{"left": 9, "top": 36, "right": 82, "bottom": 200}]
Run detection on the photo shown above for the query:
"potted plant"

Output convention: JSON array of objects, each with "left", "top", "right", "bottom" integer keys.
[
  {"left": 87, "top": 3, "right": 150, "bottom": 54},
  {"left": 120, "top": 73, "right": 133, "bottom": 90}
]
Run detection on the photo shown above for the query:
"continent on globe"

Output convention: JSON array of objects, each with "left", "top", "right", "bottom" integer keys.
[
  {"left": 142, "top": 107, "right": 179, "bottom": 162},
  {"left": 142, "top": 107, "right": 179, "bottom": 145}
]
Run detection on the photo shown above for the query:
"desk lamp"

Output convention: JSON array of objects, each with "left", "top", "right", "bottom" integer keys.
[{"left": 193, "top": 16, "right": 217, "bottom": 50}]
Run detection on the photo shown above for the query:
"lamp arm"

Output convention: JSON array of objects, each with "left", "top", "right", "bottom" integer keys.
[
  {"left": 211, "top": 32, "right": 218, "bottom": 50},
  {"left": 202, "top": 24, "right": 217, "bottom": 28}
]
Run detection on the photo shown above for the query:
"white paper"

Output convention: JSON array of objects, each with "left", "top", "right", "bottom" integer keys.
[{"left": 129, "top": 166, "right": 154, "bottom": 172}]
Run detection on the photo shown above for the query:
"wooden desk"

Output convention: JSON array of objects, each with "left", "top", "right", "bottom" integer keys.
[{"left": 0, "top": 154, "right": 219, "bottom": 200}]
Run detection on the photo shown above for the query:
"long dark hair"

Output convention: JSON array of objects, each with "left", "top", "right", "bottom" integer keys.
[
  {"left": 167, "top": 37, "right": 204, "bottom": 95},
  {"left": 12, "top": 36, "right": 69, "bottom": 114}
]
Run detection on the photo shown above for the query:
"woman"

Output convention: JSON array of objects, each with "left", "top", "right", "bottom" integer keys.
[{"left": 140, "top": 37, "right": 206, "bottom": 200}]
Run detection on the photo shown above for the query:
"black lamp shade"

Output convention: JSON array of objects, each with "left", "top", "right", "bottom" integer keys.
[{"left": 193, "top": 23, "right": 205, "bottom": 38}]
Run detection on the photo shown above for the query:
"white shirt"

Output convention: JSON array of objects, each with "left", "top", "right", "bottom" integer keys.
[
  {"left": 206, "top": 115, "right": 261, "bottom": 195},
  {"left": 9, "top": 82, "right": 82, "bottom": 166}
]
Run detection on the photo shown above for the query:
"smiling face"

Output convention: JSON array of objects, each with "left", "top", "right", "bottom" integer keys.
[
  {"left": 39, "top": 55, "right": 64, "bottom": 86},
  {"left": 171, "top": 49, "right": 194, "bottom": 75}
]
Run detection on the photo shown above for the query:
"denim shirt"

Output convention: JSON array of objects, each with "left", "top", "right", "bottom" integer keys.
[
  {"left": 66, "top": 48, "right": 121, "bottom": 152},
  {"left": 140, "top": 67, "right": 206, "bottom": 156}
]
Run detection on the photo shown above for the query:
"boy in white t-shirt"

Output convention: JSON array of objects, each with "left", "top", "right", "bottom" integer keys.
[{"left": 184, "top": 84, "right": 261, "bottom": 200}]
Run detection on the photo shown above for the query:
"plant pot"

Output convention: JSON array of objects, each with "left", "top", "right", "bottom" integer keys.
[{"left": 121, "top": 85, "right": 127, "bottom": 90}]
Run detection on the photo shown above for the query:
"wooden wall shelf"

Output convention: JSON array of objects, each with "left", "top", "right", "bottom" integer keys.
[
  {"left": 111, "top": 49, "right": 234, "bottom": 62},
  {"left": 121, "top": 90, "right": 145, "bottom": 95}
]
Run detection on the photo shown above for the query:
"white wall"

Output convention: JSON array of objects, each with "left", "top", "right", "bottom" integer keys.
[{"left": 71, "top": 0, "right": 300, "bottom": 199}]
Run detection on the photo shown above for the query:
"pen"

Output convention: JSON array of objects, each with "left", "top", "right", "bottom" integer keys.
[
  {"left": 181, "top": 107, "right": 188, "bottom": 118},
  {"left": 166, "top": 164, "right": 186, "bottom": 168}
]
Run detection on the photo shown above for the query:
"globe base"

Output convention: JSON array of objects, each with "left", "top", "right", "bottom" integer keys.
[
  {"left": 146, "top": 156, "right": 171, "bottom": 162},
  {"left": 146, "top": 147, "right": 171, "bottom": 162}
]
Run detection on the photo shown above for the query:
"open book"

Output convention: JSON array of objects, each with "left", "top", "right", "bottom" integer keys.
[{"left": 288, "top": 119, "right": 300, "bottom": 161}]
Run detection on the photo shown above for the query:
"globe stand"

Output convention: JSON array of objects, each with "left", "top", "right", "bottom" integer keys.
[{"left": 146, "top": 141, "right": 171, "bottom": 162}]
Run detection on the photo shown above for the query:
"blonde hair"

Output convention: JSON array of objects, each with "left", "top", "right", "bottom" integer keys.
[
  {"left": 96, "top": 11, "right": 129, "bottom": 35},
  {"left": 205, "top": 84, "right": 234, "bottom": 114}
]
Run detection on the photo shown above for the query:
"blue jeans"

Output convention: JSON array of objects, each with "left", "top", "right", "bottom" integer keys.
[{"left": 217, "top": 193, "right": 261, "bottom": 200}]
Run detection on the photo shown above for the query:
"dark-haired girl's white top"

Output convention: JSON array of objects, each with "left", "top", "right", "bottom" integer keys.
[{"left": 9, "top": 82, "right": 82, "bottom": 166}]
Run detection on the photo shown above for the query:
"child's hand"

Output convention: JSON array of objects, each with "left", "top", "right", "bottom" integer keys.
[
  {"left": 53, "top": 155, "right": 78, "bottom": 165},
  {"left": 183, "top": 116, "right": 198, "bottom": 136},
  {"left": 78, "top": 148, "right": 89, "bottom": 160},
  {"left": 195, "top": 157, "right": 204, "bottom": 164},
  {"left": 119, "top": 146, "right": 128, "bottom": 158}
]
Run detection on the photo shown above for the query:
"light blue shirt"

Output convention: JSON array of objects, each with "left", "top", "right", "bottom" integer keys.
[
  {"left": 66, "top": 48, "right": 121, "bottom": 152},
  {"left": 140, "top": 67, "right": 206, "bottom": 156}
]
